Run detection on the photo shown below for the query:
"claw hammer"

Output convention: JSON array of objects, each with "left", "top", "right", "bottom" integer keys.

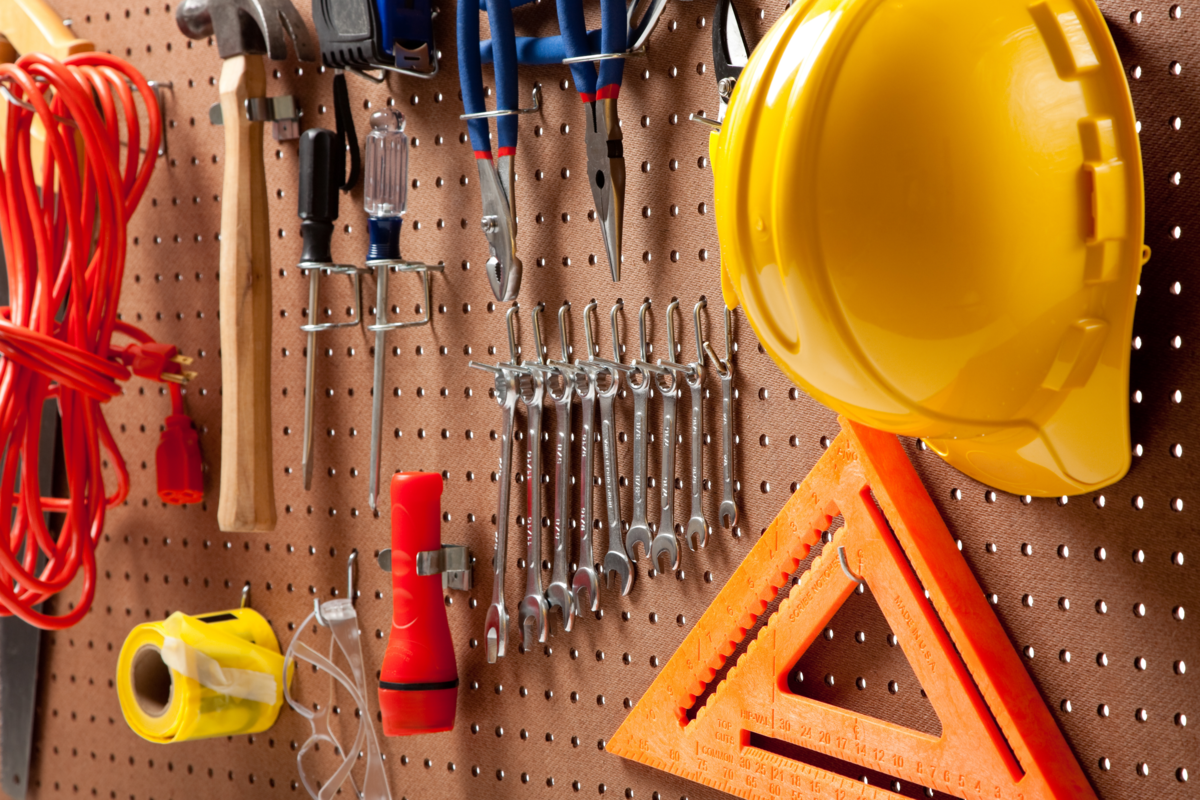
[{"left": 174, "top": 0, "right": 315, "bottom": 531}]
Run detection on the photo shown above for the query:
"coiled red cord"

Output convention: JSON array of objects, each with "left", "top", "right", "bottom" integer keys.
[{"left": 0, "top": 52, "right": 172, "bottom": 629}]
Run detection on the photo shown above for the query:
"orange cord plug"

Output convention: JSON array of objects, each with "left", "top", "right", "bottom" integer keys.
[{"left": 110, "top": 341, "right": 197, "bottom": 385}]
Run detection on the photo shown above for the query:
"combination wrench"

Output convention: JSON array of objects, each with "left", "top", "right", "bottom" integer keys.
[
  {"left": 544, "top": 303, "right": 576, "bottom": 633},
  {"left": 624, "top": 300, "right": 656, "bottom": 563},
  {"left": 705, "top": 305, "right": 738, "bottom": 530},
  {"left": 597, "top": 300, "right": 634, "bottom": 595},
  {"left": 568, "top": 301, "right": 603, "bottom": 613},
  {"left": 518, "top": 304, "right": 550, "bottom": 648},
  {"left": 649, "top": 300, "right": 685, "bottom": 573},
  {"left": 468, "top": 305, "right": 525, "bottom": 662},
  {"left": 684, "top": 299, "right": 711, "bottom": 550}
]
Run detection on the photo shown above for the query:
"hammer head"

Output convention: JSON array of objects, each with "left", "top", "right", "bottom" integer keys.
[{"left": 176, "top": 0, "right": 316, "bottom": 62}]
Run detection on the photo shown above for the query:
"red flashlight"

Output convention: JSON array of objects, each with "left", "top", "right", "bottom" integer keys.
[{"left": 378, "top": 472, "right": 458, "bottom": 735}]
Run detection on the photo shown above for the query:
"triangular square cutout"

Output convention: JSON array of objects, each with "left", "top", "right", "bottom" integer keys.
[
  {"left": 787, "top": 580, "right": 943, "bottom": 740},
  {"left": 608, "top": 418, "right": 1096, "bottom": 800}
]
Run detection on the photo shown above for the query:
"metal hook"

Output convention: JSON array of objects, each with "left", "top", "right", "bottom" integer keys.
[
  {"left": 240, "top": 581, "right": 251, "bottom": 608},
  {"left": 637, "top": 299, "right": 653, "bottom": 363},
  {"left": 583, "top": 300, "right": 598, "bottom": 360},
  {"left": 313, "top": 598, "right": 328, "bottom": 627},
  {"left": 610, "top": 299, "right": 625, "bottom": 363},
  {"left": 557, "top": 302, "right": 572, "bottom": 363},
  {"left": 347, "top": 549, "right": 359, "bottom": 605},
  {"left": 703, "top": 305, "right": 734, "bottom": 377},
  {"left": 0, "top": 79, "right": 76, "bottom": 127},
  {"left": 505, "top": 303, "right": 522, "bottom": 366},
  {"left": 531, "top": 302, "right": 548, "bottom": 365},
  {"left": 837, "top": 546, "right": 865, "bottom": 588},
  {"left": 665, "top": 298, "right": 680, "bottom": 363},
  {"left": 693, "top": 297, "right": 708, "bottom": 366}
]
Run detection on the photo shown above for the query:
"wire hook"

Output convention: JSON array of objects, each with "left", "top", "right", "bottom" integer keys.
[
  {"left": 703, "top": 305, "right": 734, "bottom": 377},
  {"left": 837, "top": 546, "right": 866, "bottom": 588},
  {"left": 582, "top": 300, "right": 598, "bottom": 361},
  {"left": 637, "top": 299, "right": 653, "bottom": 363},
  {"left": 610, "top": 299, "right": 626, "bottom": 364},
  {"left": 531, "top": 302, "right": 548, "bottom": 365},
  {"left": 557, "top": 301, "right": 572, "bottom": 362},
  {"left": 347, "top": 549, "right": 359, "bottom": 605},
  {"left": 693, "top": 297, "right": 708, "bottom": 366},
  {"left": 505, "top": 303, "right": 522, "bottom": 366},
  {"left": 665, "top": 298, "right": 681, "bottom": 363},
  {"left": 240, "top": 581, "right": 251, "bottom": 608}
]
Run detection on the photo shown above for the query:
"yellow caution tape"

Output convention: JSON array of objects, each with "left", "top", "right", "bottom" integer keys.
[{"left": 116, "top": 607, "right": 289, "bottom": 744}]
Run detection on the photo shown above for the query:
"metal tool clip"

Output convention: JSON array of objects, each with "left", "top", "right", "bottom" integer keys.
[
  {"left": 209, "top": 94, "right": 302, "bottom": 140},
  {"left": 378, "top": 544, "right": 473, "bottom": 591}
]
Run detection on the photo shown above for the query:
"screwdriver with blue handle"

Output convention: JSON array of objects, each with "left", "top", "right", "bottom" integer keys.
[{"left": 365, "top": 110, "right": 409, "bottom": 512}]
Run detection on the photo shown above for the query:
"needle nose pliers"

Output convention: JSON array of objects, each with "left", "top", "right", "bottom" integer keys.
[{"left": 558, "top": 0, "right": 627, "bottom": 282}]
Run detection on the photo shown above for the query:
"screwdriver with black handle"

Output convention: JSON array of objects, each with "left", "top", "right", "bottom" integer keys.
[{"left": 298, "top": 128, "right": 339, "bottom": 490}]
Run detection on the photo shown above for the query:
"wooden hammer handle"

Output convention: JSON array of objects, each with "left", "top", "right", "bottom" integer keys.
[{"left": 217, "top": 55, "right": 276, "bottom": 533}]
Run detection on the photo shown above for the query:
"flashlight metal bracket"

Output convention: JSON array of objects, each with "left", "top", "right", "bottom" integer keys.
[{"left": 378, "top": 544, "right": 473, "bottom": 592}]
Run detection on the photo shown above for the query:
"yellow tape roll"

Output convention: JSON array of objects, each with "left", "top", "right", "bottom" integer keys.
[{"left": 117, "top": 608, "right": 288, "bottom": 744}]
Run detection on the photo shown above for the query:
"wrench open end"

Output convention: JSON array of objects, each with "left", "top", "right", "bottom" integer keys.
[
  {"left": 685, "top": 517, "right": 709, "bottom": 551},
  {"left": 571, "top": 565, "right": 600, "bottom": 613},
  {"left": 546, "top": 584, "right": 574, "bottom": 633},
  {"left": 625, "top": 526, "right": 653, "bottom": 563},
  {"left": 519, "top": 596, "right": 548, "bottom": 650},
  {"left": 651, "top": 534, "right": 680, "bottom": 574},
  {"left": 604, "top": 551, "right": 635, "bottom": 596},
  {"left": 485, "top": 620, "right": 504, "bottom": 664},
  {"left": 720, "top": 500, "right": 738, "bottom": 530}
]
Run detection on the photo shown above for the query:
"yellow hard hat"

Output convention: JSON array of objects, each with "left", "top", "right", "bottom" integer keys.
[{"left": 713, "top": 0, "right": 1148, "bottom": 497}]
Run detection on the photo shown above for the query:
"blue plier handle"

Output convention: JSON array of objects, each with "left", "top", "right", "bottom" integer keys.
[
  {"left": 557, "top": 0, "right": 626, "bottom": 98},
  {"left": 478, "top": 0, "right": 605, "bottom": 66},
  {"left": 458, "top": 0, "right": 525, "bottom": 300},
  {"left": 458, "top": 0, "right": 520, "bottom": 156}
]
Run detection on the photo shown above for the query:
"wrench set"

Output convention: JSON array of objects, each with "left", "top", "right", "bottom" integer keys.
[{"left": 471, "top": 299, "right": 739, "bottom": 662}]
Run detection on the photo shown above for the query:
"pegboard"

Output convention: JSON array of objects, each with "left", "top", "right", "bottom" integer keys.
[{"left": 5, "top": 0, "right": 1197, "bottom": 799}]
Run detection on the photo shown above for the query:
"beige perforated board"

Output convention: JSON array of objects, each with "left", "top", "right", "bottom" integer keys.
[{"left": 4, "top": 0, "right": 1197, "bottom": 799}]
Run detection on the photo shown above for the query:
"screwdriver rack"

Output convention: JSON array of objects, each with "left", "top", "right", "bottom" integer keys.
[{"left": 11, "top": 1, "right": 1199, "bottom": 799}]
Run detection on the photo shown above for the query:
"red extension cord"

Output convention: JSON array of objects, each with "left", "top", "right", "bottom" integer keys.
[{"left": 0, "top": 52, "right": 200, "bottom": 630}]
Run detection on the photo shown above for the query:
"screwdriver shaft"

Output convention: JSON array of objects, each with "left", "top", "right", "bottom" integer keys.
[
  {"left": 369, "top": 266, "right": 390, "bottom": 510},
  {"left": 301, "top": 268, "right": 319, "bottom": 490}
]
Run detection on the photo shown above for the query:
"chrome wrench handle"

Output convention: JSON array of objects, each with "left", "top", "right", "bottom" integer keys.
[
  {"left": 684, "top": 364, "right": 709, "bottom": 549},
  {"left": 488, "top": 369, "right": 520, "bottom": 662},
  {"left": 572, "top": 366, "right": 601, "bottom": 612},
  {"left": 546, "top": 374, "right": 575, "bottom": 633},
  {"left": 625, "top": 367, "right": 653, "bottom": 561},
  {"left": 599, "top": 381, "right": 633, "bottom": 595},
  {"left": 651, "top": 370, "right": 681, "bottom": 572},
  {"left": 718, "top": 365, "right": 738, "bottom": 529},
  {"left": 518, "top": 374, "right": 550, "bottom": 648}
]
